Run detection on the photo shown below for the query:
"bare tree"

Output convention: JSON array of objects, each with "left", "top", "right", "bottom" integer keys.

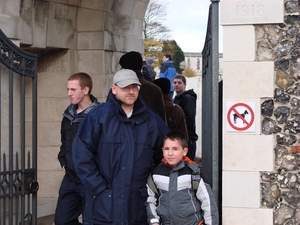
[{"left": 143, "top": 0, "right": 171, "bottom": 40}]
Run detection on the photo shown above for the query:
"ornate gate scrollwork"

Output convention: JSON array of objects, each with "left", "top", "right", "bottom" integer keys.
[{"left": 0, "top": 29, "right": 38, "bottom": 225}]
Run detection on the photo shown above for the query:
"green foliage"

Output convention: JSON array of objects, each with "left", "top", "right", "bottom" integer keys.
[{"left": 162, "top": 40, "right": 185, "bottom": 74}]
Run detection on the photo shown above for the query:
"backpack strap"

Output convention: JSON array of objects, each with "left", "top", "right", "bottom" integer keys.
[
  {"left": 147, "top": 174, "right": 159, "bottom": 196},
  {"left": 191, "top": 170, "right": 201, "bottom": 192}
]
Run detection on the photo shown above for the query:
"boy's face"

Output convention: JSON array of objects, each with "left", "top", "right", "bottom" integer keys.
[{"left": 162, "top": 138, "right": 188, "bottom": 166}]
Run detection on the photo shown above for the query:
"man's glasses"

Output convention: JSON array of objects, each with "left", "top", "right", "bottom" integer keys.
[{"left": 115, "top": 84, "right": 140, "bottom": 92}]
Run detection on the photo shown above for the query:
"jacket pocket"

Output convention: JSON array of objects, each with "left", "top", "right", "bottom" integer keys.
[{"left": 86, "top": 189, "right": 113, "bottom": 223}]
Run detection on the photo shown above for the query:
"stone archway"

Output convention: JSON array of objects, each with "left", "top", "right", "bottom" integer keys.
[{"left": 0, "top": 0, "right": 148, "bottom": 223}]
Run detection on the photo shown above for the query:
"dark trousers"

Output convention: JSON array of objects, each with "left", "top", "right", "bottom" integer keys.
[
  {"left": 187, "top": 139, "right": 197, "bottom": 161},
  {"left": 54, "top": 175, "right": 86, "bottom": 225}
]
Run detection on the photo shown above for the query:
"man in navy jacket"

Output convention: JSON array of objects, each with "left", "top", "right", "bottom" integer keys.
[{"left": 72, "top": 69, "right": 169, "bottom": 225}]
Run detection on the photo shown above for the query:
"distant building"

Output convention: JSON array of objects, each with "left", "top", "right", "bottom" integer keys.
[{"left": 184, "top": 52, "right": 223, "bottom": 78}]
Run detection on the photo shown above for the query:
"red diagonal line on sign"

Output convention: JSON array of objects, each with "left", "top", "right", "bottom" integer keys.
[{"left": 232, "top": 108, "right": 249, "bottom": 125}]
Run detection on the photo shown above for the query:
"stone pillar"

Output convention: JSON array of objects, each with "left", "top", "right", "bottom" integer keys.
[{"left": 220, "top": 0, "right": 284, "bottom": 224}]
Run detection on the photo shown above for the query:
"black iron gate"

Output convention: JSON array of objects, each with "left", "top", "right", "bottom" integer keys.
[
  {"left": 201, "top": 0, "right": 222, "bottom": 219},
  {"left": 0, "top": 29, "right": 39, "bottom": 225}
]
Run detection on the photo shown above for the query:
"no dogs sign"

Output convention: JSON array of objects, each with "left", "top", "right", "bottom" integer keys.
[{"left": 226, "top": 102, "right": 255, "bottom": 132}]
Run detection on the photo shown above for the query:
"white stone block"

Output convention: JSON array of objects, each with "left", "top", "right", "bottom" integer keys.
[
  {"left": 124, "top": 36, "right": 144, "bottom": 52},
  {"left": 223, "top": 62, "right": 274, "bottom": 98},
  {"left": 77, "top": 8, "right": 104, "bottom": 32},
  {"left": 0, "top": 14, "right": 22, "bottom": 40},
  {"left": 221, "top": 0, "right": 284, "bottom": 25},
  {"left": 223, "top": 134, "right": 274, "bottom": 171},
  {"left": 223, "top": 25, "right": 255, "bottom": 62},
  {"left": 223, "top": 171, "right": 261, "bottom": 207},
  {"left": 223, "top": 207, "right": 273, "bottom": 225},
  {"left": 76, "top": 50, "right": 104, "bottom": 74},
  {"left": 78, "top": 32, "right": 104, "bottom": 50}
]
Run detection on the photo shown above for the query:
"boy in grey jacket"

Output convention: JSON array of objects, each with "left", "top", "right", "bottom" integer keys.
[{"left": 146, "top": 130, "right": 219, "bottom": 225}]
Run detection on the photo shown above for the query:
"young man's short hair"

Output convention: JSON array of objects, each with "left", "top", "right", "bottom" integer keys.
[
  {"left": 164, "top": 53, "right": 172, "bottom": 61},
  {"left": 173, "top": 74, "right": 186, "bottom": 84},
  {"left": 163, "top": 130, "right": 188, "bottom": 148},
  {"left": 68, "top": 72, "right": 93, "bottom": 94}
]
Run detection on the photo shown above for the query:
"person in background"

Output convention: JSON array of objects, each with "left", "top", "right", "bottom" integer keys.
[
  {"left": 120, "top": 51, "right": 167, "bottom": 123},
  {"left": 146, "top": 57, "right": 156, "bottom": 80},
  {"left": 72, "top": 69, "right": 169, "bottom": 225},
  {"left": 142, "top": 54, "right": 153, "bottom": 82},
  {"left": 55, "top": 72, "right": 100, "bottom": 225},
  {"left": 153, "top": 77, "right": 188, "bottom": 139},
  {"left": 146, "top": 130, "right": 219, "bottom": 225},
  {"left": 159, "top": 53, "right": 177, "bottom": 97},
  {"left": 173, "top": 74, "right": 198, "bottom": 160}
]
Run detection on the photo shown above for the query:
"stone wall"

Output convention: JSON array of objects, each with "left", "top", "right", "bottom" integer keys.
[{"left": 259, "top": 0, "right": 300, "bottom": 224}]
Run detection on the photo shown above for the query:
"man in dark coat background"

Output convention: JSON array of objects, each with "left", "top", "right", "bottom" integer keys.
[{"left": 119, "top": 51, "right": 167, "bottom": 123}]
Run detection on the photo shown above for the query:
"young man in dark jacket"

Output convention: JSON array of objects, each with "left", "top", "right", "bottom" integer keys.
[
  {"left": 55, "top": 72, "right": 100, "bottom": 225},
  {"left": 173, "top": 74, "right": 198, "bottom": 160},
  {"left": 72, "top": 69, "right": 169, "bottom": 225}
]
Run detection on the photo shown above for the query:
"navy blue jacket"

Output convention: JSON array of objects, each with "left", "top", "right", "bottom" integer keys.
[
  {"left": 72, "top": 91, "right": 169, "bottom": 225},
  {"left": 57, "top": 95, "right": 99, "bottom": 183}
]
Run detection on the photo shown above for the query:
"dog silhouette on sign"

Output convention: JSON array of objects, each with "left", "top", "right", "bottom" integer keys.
[{"left": 233, "top": 110, "right": 249, "bottom": 124}]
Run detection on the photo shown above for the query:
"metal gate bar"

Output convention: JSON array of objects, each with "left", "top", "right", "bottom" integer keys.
[
  {"left": 201, "top": 0, "right": 221, "bottom": 218},
  {"left": 0, "top": 29, "right": 38, "bottom": 225}
]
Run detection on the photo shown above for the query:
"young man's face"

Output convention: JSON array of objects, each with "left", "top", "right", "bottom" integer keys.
[
  {"left": 67, "top": 79, "right": 88, "bottom": 105},
  {"left": 162, "top": 55, "right": 168, "bottom": 62},
  {"left": 111, "top": 84, "right": 139, "bottom": 107},
  {"left": 162, "top": 138, "right": 188, "bottom": 166},
  {"left": 173, "top": 78, "right": 186, "bottom": 94}
]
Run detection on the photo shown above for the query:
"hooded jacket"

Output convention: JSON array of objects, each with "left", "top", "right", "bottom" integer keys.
[
  {"left": 146, "top": 158, "right": 219, "bottom": 225},
  {"left": 173, "top": 90, "right": 198, "bottom": 140},
  {"left": 57, "top": 94, "right": 99, "bottom": 183},
  {"left": 135, "top": 70, "right": 167, "bottom": 123},
  {"left": 159, "top": 60, "right": 177, "bottom": 92},
  {"left": 163, "top": 94, "right": 188, "bottom": 139},
  {"left": 72, "top": 91, "right": 169, "bottom": 225}
]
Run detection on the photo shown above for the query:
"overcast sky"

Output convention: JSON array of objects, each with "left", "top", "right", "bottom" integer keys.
[{"left": 158, "top": 0, "right": 223, "bottom": 53}]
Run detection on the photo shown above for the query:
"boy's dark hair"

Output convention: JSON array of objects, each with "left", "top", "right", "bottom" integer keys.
[
  {"left": 163, "top": 130, "right": 188, "bottom": 148},
  {"left": 68, "top": 72, "right": 93, "bottom": 95},
  {"left": 164, "top": 53, "right": 172, "bottom": 61},
  {"left": 173, "top": 74, "right": 186, "bottom": 84}
]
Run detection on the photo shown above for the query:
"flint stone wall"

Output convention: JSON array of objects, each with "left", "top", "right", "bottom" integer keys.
[{"left": 260, "top": 1, "right": 300, "bottom": 224}]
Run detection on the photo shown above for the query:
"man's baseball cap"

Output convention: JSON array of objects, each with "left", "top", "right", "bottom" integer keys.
[{"left": 113, "top": 69, "right": 141, "bottom": 88}]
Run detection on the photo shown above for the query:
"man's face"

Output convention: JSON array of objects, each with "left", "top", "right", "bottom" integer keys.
[
  {"left": 111, "top": 84, "right": 140, "bottom": 107},
  {"left": 67, "top": 79, "right": 88, "bottom": 105},
  {"left": 162, "top": 55, "right": 168, "bottom": 62},
  {"left": 173, "top": 78, "right": 186, "bottom": 94}
]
